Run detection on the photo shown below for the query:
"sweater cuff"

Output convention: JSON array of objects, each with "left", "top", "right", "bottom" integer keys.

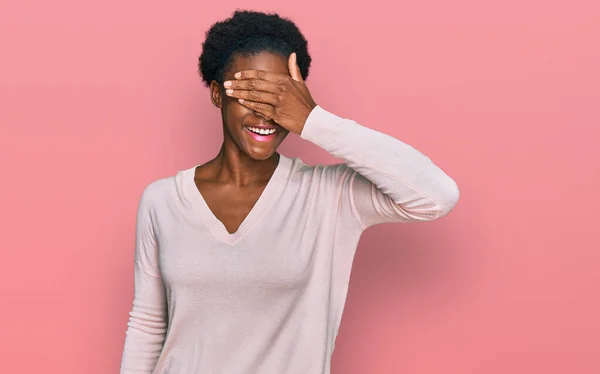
[{"left": 300, "top": 105, "right": 348, "bottom": 146}]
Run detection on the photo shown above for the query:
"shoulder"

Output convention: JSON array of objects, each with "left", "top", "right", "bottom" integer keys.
[
  {"left": 137, "top": 167, "right": 188, "bottom": 210},
  {"left": 289, "top": 157, "right": 356, "bottom": 186},
  {"left": 141, "top": 175, "right": 175, "bottom": 200}
]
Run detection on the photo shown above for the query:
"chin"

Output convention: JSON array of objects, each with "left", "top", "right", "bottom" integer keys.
[
  {"left": 246, "top": 148, "right": 277, "bottom": 161},
  {"left": 235, "top": 127, "right": 287, "bottom": 161}
]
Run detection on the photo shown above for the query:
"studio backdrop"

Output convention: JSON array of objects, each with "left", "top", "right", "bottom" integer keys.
[{"left": 1, "top": 1, "right": 599, "bottom": 373}]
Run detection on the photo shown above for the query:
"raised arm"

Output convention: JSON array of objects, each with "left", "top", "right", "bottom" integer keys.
[{"left": 301, "top": 106, "right": 460, "bottom": 229}]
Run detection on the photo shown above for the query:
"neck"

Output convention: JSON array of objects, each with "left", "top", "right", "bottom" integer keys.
[{"left": 210, "top": 141, "right": 280, "bottom": 187}]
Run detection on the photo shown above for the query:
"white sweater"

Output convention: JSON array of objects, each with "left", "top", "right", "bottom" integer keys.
[{"left": 120, "top": 105, "right": 460, "bottom": 373}]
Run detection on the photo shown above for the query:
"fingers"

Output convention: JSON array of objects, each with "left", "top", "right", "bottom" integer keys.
[
  {"left": 236, "top": 99, "right": 276, "bottom": 117},
  {"left": 233, "top": 69, "right": 284, "bottom": 82},
  {"left": 225, "top": 88, "right": 281, "bottom": 106},
  {"left": 288, "top": 52, "right": 303, "bottom": 83},
  {"left": 223, "top": 78, "right": 279, "bottom": 93}
]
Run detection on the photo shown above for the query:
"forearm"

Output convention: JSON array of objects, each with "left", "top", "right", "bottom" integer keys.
[{"left": 300, "top": 105, "right": 459, "bottom": 221}]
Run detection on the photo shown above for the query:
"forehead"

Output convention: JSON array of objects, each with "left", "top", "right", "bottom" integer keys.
[{"left": 226, "top": 52, "right": 289, "bottom": 79}]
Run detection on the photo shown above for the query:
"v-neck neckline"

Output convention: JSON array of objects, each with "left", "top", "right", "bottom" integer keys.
[{"left": 184, "top": 154, "right": 293, "bottom": 245}]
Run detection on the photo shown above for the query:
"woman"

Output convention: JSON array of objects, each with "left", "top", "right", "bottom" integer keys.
[{"left": 120, "top": 9, "right": 459, "bottom": 374}]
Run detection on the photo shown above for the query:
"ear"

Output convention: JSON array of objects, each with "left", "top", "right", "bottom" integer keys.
[
  {"left": 288, "top": 52, "right": 304, "bottom": 83},
  {"left": 210, "top": 80, "right": 223, "bottom": 108}
]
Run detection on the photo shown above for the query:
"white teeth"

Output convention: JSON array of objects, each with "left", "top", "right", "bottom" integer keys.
[{"left": 247, "top": 127, "right": 276, "bottom": 135}]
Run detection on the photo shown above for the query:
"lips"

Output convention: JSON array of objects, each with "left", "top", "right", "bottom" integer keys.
[{"left": 244, "top": 127, "right": 277, "bottom": 142}]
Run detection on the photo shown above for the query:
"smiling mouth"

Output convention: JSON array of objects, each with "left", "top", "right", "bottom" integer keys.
[
  {"left": 244, "top": 126, "right": 278, "bottom": 143},
  {"left": 245, "top": 126, "right": 277, "bottom": 136}
]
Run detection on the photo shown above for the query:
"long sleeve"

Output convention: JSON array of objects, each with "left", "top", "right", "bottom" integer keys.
[
  {"left": 300, "top": 105, "right": 460, "bottom": 229},
  {"left": 120, "top": 187, "right": 168, "bottom": 373}
]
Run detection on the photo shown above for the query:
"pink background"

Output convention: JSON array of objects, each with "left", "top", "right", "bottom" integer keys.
[{"left": 1, "top": 0, "right": 599, "bottom": 373}]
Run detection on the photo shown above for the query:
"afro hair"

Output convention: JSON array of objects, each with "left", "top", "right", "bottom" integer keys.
[{"left": 198, "top": 10, "right": 312, "bottom": 87}]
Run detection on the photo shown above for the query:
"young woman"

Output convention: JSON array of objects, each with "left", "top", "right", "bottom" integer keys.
[{"left": 120, "top": 9, "right": 460, "bottom": 374}]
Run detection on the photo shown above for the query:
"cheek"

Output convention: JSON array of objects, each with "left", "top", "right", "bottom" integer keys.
[{"left": 224, "top": 99, "right": 250, "bottom": 124}]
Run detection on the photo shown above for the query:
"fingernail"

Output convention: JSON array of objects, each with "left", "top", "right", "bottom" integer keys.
[
  {"left": 225, "top": 89, "right": 233, "bottom": 95},
  {"left": 234, "top": 72, "right": 241, "bottom": 79},
  {"left": 223, "top": 81, "right": 232, "bottom": 87},
  {"left": 238, "top": 98, "right": 244, "bottom": 103}
]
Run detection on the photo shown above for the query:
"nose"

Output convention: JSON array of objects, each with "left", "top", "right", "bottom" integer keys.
[{"left": 254, "top": 110, "right": 273, "bottom": 122}]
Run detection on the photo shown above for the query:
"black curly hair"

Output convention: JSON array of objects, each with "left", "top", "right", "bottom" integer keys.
[{"left": 198, "top": 9, "right": 312, "bottom": 87}]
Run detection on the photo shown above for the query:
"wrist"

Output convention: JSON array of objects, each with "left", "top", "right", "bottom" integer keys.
[{"left": 294, "top": 103, "right": 317, "bottom": 135}]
